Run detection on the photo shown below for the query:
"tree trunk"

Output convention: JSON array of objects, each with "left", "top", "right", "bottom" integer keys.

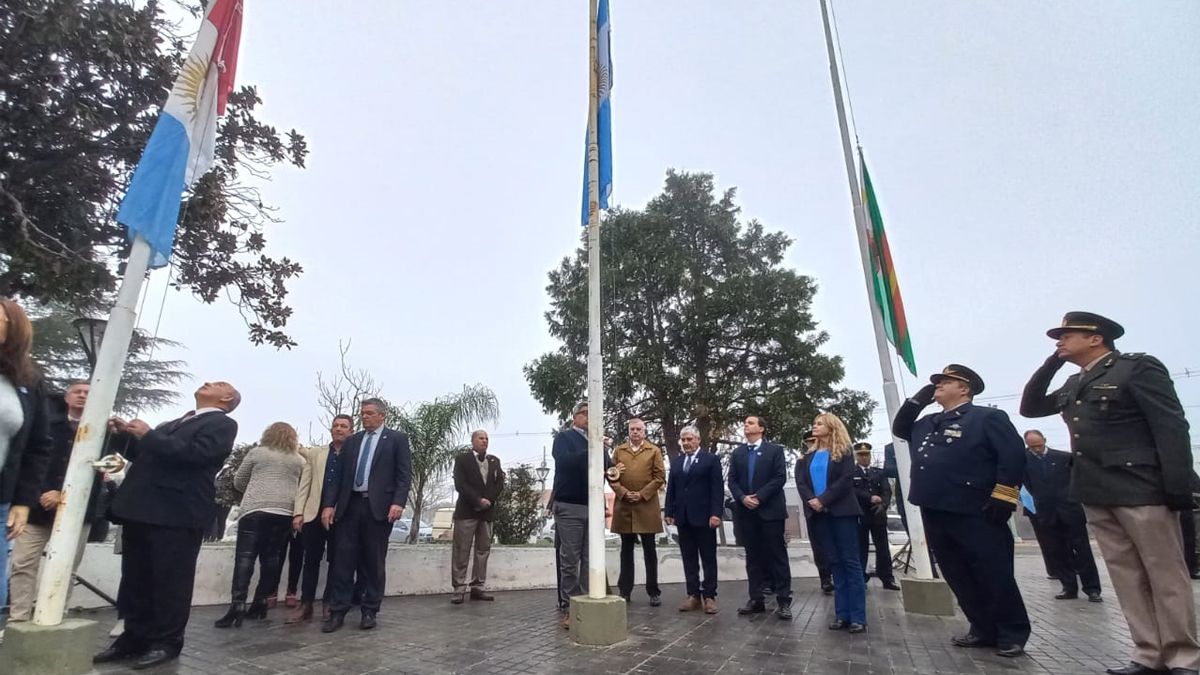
[{"left": 408, "top": 475, "right": 427, "bottom": 544}]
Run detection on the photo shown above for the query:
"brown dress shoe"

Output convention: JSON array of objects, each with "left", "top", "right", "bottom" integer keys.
[
  {"left": 561, "top": 613, "right": 571, "bottom": 630},
  {"left": 703, "top": 597, "right": 718, "bottom": 614},
  {"left": 450, "top": 593, "right": 465, "bottom": 605},
  {"left": 678, "top": 595, "right": 701, "bottom": 612},
  {"left": 285, "top": 601, "right": 313, "bottom": 624},
  {"left": 470, "top": 588, "right": 495, "bottom": 601}
]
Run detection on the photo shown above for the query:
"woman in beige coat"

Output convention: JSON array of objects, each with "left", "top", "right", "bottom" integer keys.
[{"left": 609, "top": 418, "right": 666, "bottom": 605}]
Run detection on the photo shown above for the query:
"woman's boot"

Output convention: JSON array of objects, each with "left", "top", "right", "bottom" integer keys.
[
  {"left": 214, "top": 602, "right": 246, "bottom": 628},
  {"left": 245, "top": 599, "right": 269, "bottom": 620}
]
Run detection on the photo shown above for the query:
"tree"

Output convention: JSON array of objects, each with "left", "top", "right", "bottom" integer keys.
[
  {"left": 388, "top": 385, "right": 500, "bottom": 543},
  {"left": 492, "top": 465, "right": 542, "bottom": 545},
  {"left": 29, "top": 300, "right": 189, "bottom": 414},
  {"left": 0, "top": 0, "right": 308, "bottom": 348},
  {"left": 525, "top": 170, "right": 875, "bottom": 460},
  {"left": 315, "top": 341, "right": 379, "bottom": 434}
]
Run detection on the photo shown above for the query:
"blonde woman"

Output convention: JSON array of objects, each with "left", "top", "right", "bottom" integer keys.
[
  {"left": 795, "top": 412, "right": 867, "bottom": 633},
  {"left": 215, "top": 422, "right": 304, "bottom": 628}
]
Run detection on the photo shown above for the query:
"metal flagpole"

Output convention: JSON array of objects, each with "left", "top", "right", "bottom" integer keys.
[
  {"left": 33, "top": 236, "right": 153, "bottom": 625},
  {"left": 819, "top": 0, "right": 933, "bottom": 579},
  {"left": 584, "top": 0, "right": 607, "bottom": 600}
]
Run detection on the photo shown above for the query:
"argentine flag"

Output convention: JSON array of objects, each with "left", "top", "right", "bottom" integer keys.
[
  {"left": 581, "top": 0, "right": 613, "bottom": 225},
  {"left": 117, "top": 0, "right": 244, "bottom": 268}
]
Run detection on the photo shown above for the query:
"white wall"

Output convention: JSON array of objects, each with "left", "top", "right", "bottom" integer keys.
[{"left": 68, "top": 541, "right": 819, "bottom": 610}]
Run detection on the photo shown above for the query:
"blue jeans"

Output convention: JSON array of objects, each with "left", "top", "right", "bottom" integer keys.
[
  {"left": 811, "top": 513, "right": 867, "bottom": 624},
  {"left": 1, "top": 503, "right": 10, "bottom": 625}
]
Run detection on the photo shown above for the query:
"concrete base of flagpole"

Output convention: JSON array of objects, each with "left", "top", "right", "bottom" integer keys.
[
  {"left": 569, "top": 595, "right": 627, "bottom": 646},
  {"left": 900, "top": 577, "right": 956, "bottom": 616},
  {"left": 6, "top": 618, "right": 99, "bottom": 674}
]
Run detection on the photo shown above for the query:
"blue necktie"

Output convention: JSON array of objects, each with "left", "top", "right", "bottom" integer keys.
[
  {"left": 746, "top": 446, "right": 758, "bottom": 491},
  {"left": 355, "top": 431, "right": 376, "bottom": 490},
  {"left": 684, "top": 454, "right": 693, "bottom": 473}
]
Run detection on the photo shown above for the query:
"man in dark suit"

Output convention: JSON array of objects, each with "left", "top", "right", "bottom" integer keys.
[
  {"left": 450, "top": 430, "right": 505, "bottom": 604},
  {"left": 664, "top": 425, "right": 723, "bottom": 614},
  {"left": 1022, "top": 312, "right": 1198, "bottom": 675},
  {"left": 852, "top": 442, "right": 899, "bottom": 590},
  {"left": 894, "top": 364, "right": 1030, "bottom": 659},
  {"left": 320, "top": 397, "right": 412, "bottom": 633},
  {"left": 1021, "top": 429, "right": 1102, "bottom": 602},
  {"left": 727, "top": 415, "right": 792, "bottom": 619},
  {"left": 93, "top": 381, "right": 240, "bottom": 670}
]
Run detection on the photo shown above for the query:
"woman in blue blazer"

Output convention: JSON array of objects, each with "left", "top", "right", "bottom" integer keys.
[{"left": 796, "top": 412, "right": 866, "bottom": 632}]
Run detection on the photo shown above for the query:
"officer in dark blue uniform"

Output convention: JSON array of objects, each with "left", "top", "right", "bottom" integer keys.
[{"left": 893, "top": 364, "right": 1030, "bottom": 658}]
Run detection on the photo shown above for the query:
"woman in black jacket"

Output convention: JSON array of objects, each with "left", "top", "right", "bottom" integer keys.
[
  {"left": 0, "top": 298, "right": 53, "bottom": 624},
  {"left": 796, "top": 412, "right": 866, "bottom": 632}
]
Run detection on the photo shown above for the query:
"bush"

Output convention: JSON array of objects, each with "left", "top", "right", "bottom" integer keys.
[{"left": 493, "top": 465, "right": 543, "bottom": 545}]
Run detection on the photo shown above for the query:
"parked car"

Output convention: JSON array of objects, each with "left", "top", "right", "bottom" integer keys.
[
  {"left": 536, "top": 519, "right": 620, "bottom": 543},
  {"left": 430, "top": 508, "right": 456, "bottom": 542},
  {"left": 663, "top": 507, "right": 737, "bottom": 545},
  {"left": 390, "top": 518, "right": 434, "bottom": 543},
  {"left": 886, "top": 513, "right": 909, "bottom": 547}
]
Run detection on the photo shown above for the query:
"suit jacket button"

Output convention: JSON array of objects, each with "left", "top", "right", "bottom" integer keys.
[
  {"left": 1075, "top": 400, "right": 1082, "bottom": 405},
  {"left": 965, "top": 481, "right": 971, "bottom": 486},
  {"left": 1072, "top": 417, "right": 1079, "bottom": 421},
  {"left": 1125, "top": 462, "right": 1132, "bottom": 466},
  {"left": 1073, "top": 434, "right": 1080, "bottom": 438},
  {"left": 1075, "top": 452, "right": 1082, "bottom": 456}
]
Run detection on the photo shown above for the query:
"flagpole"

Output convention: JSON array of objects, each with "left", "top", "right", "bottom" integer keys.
[
  {"left": 819, "top": 0, "right": 932, "bottom": 579},
  {"left": 33, "top": 236, "right": 152, "bottom": 625},
  {"left": 584, "top": 0, "right": 607, "bottom": 599}
]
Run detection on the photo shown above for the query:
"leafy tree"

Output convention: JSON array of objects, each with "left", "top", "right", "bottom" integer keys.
[
  {"left": 0, "top": 0, "right": 308, "bottom": 348},
  {"left": 492, "top": 465, "right": 542, "bottom": 545},
  {"left": 388, "top": 384, "right": 500, "bottom": 543},
  {"left": 29, "top": 300, "right": 189, "bottom": 414},
  {"left": 525, "top": 170, "right": 875, "bottom": 460}
]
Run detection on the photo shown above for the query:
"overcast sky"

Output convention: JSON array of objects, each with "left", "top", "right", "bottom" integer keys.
[{"left": 136, "top": 1, "right": 1198, "bottom": 474}]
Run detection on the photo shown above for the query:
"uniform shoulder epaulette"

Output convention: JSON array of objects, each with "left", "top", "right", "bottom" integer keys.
[{"left": 1119, "top": 352, "right": 1146, "bottom": 360}]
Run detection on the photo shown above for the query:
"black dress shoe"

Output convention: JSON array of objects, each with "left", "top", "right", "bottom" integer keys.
[
  {"left": 882, "top": 581, "right": 901, "bottom": 591},
  {"left": 951, "top": 634, "right": 996, "bottom": 648},
  {"left": 995, "top": 644, "right": 1025, "bottom": 658},
  {"left": 1087, "top": 592, "right": 1104, "bottom": 603},
  {"left": 1190, "top": 570, "right": 1200, "bottom": 580},
  {"left": 360, "top": 611, "right": 377, "bottom": 630},
  {"left": 1055, "top": 591, "right": 1079, "bottom": 600},
  {"left": 1105, "top": 663, "right": 1168, "bottom": 675},
  {"left": 321, "top": 612, "right": 345, "bottom": 633},
  {"left": 131, "top": 648, "right": 176, "bottom": 670},
  {"left": 828, "top": 619, "right": 850, "bottom": 631},
  {"left": 737, "top": 600, "right": 766, "bottom": 615},
  {"left": 1169, "top": 668, "right": 1200, "bottom": 675},
  {"left": 820, "top": 580, "right": 834, "bottom": 594},
  {"left": 848, "top": 623, "right": 866, "bottom": 634},
  {"left": 775, "top": 603, "right": 793, "bottom": 620},
  {"left": 648, "top": 595, "right": 662, "bottom": 607},
  {"left": 93, "top": 646, "right": 140, "bottom": 664}
]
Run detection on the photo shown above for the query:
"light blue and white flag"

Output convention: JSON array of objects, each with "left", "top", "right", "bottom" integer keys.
[
  {"left": 581, "top": 0, "right": 612, "bottom": 225},
  {"left": 1019, "top": 486, "right": 1036, "bottom": 514}
]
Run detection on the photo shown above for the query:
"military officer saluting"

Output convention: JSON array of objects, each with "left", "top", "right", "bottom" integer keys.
[
  {"left": 1021, "top": 312, "right": 1199, "bottom": 675},
  {"left": 893, "top": 364, "right": 1030, "bottom": 658}
]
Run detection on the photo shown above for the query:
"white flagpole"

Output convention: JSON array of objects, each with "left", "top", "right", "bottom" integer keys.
[
  {"left": 819, "top": 0, "right": 933, "bottom": 579},
  {"left": 33, "top": 236, "right": 152, "bottom": 625},
  {"left": 584, "top": 0, "right": 607, "bottom": 599}
]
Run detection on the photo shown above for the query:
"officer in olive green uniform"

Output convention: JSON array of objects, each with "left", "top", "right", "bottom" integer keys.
[{"left": 1021, "top": 312, "right": 1199, "bottom": 675}]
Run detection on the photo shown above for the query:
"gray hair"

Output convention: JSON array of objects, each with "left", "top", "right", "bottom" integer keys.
[{"left": 679, "top": 425, "right": 700, "bottom": 439}]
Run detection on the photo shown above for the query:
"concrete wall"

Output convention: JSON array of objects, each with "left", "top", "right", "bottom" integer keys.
[{"left": 69, "top": 541, "right": 819, "bottom": 610}]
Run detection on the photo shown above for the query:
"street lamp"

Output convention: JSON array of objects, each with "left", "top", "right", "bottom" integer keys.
[
  {"left": 536, "top": 446, "right": 550, "bottom": 489},
  {"left": 72, "top": 317, "right": 108, "bottom": 374}
]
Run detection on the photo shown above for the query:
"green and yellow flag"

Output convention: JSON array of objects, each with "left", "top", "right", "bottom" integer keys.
[{"left": 861, "top": 160, "right": 917, "bottom": 376}]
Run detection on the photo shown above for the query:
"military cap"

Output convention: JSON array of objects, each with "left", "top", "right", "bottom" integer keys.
[
  {"left": 930, "top": 364, "right": 985, "bottom": 395},
  {"left": 853, "top": 442, "right": 873, "bottom": 454},
  {"left": 1046, "top": 311, "right": 1125, "bottom": 341}
]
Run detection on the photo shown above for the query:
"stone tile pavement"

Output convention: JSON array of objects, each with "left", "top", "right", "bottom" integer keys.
[{"left": 28, "top": 547, "right": 1200, "bottom": 674}]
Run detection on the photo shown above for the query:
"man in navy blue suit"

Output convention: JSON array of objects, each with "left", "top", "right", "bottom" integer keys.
[
  {"left": 728, "top": 415, "right": 793, "bottom": 619},
  {"left": 320, "top": 398, "right": 412, "bottom": 633},
  {"left": 664, "top": 425, "right": 723, "bottom": 614}
]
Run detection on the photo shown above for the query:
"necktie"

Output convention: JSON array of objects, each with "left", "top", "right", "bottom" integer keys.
[
  {"left": 683, "top": 454, "right": 693, "bottom": 473},
  {"left": 746, "top": 446, "right": 758, "bottom": 491},
  {"left": 355, "top": 431, "right": 376, "bottom": 489}
]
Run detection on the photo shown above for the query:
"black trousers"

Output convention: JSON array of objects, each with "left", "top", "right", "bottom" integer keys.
[
  {"left": 1182, "top": 511, "right": 1198, "bottom": 574},
  {"left": 617, "top": 533, "right": 661, "bottom": 598},
  {"left": 1027, "top": 513, "right": 1062, "bottom": 578},
  {"left": 329, "top": 495, "right": 391, "bottom": 614},
  {"left": 738, "top": 514, "right": 792, "bottom": 603},
  {"left": 1040, "top": 513, "right": 1101, "bottom": 595},
  {"left": 112, "top": 522, "right": 203, "bottom": 656},
  {"left": 277, "top": 526, "right": 305, "bottom": 595},
  {"left": 807, "top": 515, "right": 832, "bottom": 585},
  {"left": 678, "top": 524, "right": 718, "bottom": 598},
  {"left": 922, "top": 508, "right": 1030, "bottom": 647},
  {"left": 230, "top": 512, "right": 292, "bottom": 604},
  {"left": 858, "top": 515, "right": 895, "bottom": 582},
  {"left": 299, "top": 519, "right": 330, "bottom": 603}
]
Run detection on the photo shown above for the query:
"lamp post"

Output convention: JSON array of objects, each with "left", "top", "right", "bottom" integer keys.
[
  {"left": 536, "top": 446, "right": 550, "bottom": 491},
  {"left": 72, "top": 317, "right": 109, "bottom": 374}
]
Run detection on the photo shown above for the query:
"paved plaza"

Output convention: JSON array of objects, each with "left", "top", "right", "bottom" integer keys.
[{"left": 25, "top": 547, "right": 1195, "bottom": 674}]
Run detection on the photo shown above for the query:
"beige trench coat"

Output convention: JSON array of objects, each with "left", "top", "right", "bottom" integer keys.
[{"left": 609, "top": 441, "right": 665, "bottom": 534}]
